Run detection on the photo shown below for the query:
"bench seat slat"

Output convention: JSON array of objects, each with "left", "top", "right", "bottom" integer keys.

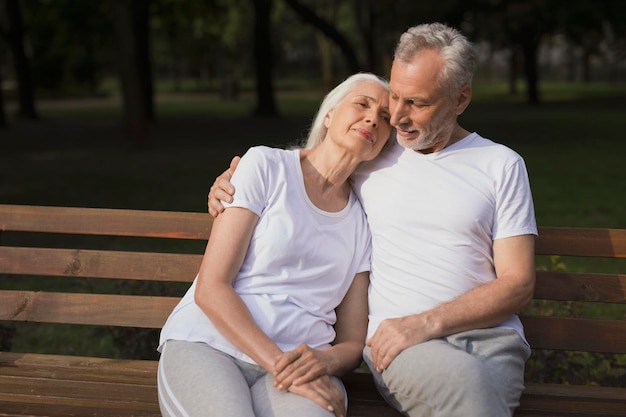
[
  {"left": 536, "top": 227, "right": 626, "bottom": 258},
  {"left": 517, "top": 383, "right": 626, "bottom": 416},
  {"left": 0, "top": 396, "right": 160, "bottom": 417},
  {"left": 0, "top": 352, "right": 157, "bottom": 385},
  {"left": 0, "top": 246, "right": 201, "bottom": 281},
  {"left": 0, "top": 376, "right": 156, "bottom": 405},
  {"left": 0, "top": 204, "right": 212, "bottom": 240},
  {"left": 0, "top": 291, "right": 178, "bottom": 328},
  {"left": 521, "top": 316, "right": 626, "bottom": 353},
  {"left": 535, "top": 271, "right": 626, "bottom": 303}
]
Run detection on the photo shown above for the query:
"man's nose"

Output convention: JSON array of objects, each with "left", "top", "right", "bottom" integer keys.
[{"left": 390, "top": 103, "right": 404, "bottom": 126}]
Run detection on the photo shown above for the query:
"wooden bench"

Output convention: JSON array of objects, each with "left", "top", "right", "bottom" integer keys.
[{"left": 0, "top": 204, "right": 625, "bottom": 417}]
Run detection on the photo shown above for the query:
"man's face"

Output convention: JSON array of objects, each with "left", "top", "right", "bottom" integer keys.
[{"left": 388, "top": 49, "right": 459, "bottom": 154}]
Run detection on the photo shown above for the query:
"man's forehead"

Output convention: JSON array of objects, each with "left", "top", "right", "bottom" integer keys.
[{"left": 389, "top": 59, "right": 443, "bottom": 99}]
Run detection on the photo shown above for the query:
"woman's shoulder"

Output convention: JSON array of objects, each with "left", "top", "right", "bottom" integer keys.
[
  {"left": 242, "top": 145, "right": 293, "bottom": 165},
  {"left": 234, "top": 146, "right": 297, "bottom": 185}
]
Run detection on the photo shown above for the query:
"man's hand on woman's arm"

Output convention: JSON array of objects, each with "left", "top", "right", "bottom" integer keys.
[{"left": 208, "top": 156, "right": 240, "bottom": 217}]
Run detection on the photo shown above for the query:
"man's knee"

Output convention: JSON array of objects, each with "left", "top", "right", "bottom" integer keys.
[{"left": 368, "top": 339, "right": 515, "bottom": 417}]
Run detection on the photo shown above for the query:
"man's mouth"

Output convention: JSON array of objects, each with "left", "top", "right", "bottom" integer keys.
[{"left": 396, "top": 127, "right": 417, "bottom": 138}]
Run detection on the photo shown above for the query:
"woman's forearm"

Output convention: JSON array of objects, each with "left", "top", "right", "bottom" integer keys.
[{"left": 195, "top": 282, "right": 283, "bottom": 372}]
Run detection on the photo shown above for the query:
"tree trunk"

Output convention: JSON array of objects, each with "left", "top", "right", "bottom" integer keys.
[
  {"left": 520, "top": 27, "right": 540, "bottom": 105},
  {"left": 582, "top": 49, "right": 592, "bottom": 83},
  {"left": 0, "top": 66, "right": 6, "bottom": 128},
  {"left": 355, "top": 0, "right": 381, "bottom": 74},
  {"left": 508, "top": 45, "right": 521, "bottom": 95},
  {"left": 110, "top": 0, "right": 154, "bottom": 145},
  {"left": 5, "top": 0, "right": 38, "bottom": 120},
  {"left": 251, "top": 0, "right": 278, "bottom": 117},
  {"left": 284, "top": 0, "right": 362, "bottom": 73}
]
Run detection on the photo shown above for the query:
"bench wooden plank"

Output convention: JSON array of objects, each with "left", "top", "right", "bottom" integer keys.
[
  {"left": 0, "top": 204, "right": 213, "bottom": 240},
  {"left": 0, "top": 353, "right": 157, "bottom": 385},
  {"left": 517, "top": 383, "right": 626, "bottom": 416},
  {"left": 0, "top": 395, "right": 160, "bottom": 417},
  {"left": 521, "top": 316, "right": 626, "bottom": 353},
  {"left": 0, "top": 246, "right": 201, "bottom": 281},
  {"left": 0, "top": 354, "right": 159, "bottom": 416},
  {"left": 535, "top": 271, "right": 626, "bottom": 303},
  {"left": 0, "top": 376, "right": 156, "bottom": 404},
  {"left": 536, "top": 227, "right": 626, "bottom": 258},
  {"left": 0, "top": 291, "right": 178, "bottom": 328}
]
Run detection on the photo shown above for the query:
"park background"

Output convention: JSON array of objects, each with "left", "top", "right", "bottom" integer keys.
[{"left": 1, "top": 0, "right": 625, "bottom": 387}]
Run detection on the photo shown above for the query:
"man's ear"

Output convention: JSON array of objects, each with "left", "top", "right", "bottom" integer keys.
[{"left": 455, "top": 83, "right": 472, "bottom": 116}]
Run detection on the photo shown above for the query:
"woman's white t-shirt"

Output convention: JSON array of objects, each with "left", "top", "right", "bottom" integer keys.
[{"left": 159, "top": 146, "right": 371, "bottom": 364}]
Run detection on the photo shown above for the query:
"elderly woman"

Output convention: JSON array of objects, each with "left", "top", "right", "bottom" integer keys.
[{"left": 157, "top": 73, "right": 392, "bottom": 417}]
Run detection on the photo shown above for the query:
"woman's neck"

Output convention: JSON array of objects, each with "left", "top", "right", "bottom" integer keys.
[{"left": 299, "top": 145, "right": 358, "bottom": 212}]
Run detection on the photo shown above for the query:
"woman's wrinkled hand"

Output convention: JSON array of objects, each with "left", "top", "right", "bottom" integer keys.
[{"left": 273, "top": 344, "right": 332, "bottom": 390}]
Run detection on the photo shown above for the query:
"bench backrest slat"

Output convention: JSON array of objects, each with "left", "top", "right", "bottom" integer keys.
[
  {"left": 0, "top": 247, "right": 201, "bottom": 282},
  {"left": 521, "top": 316, "right": 626, "bottom": 354},
  {"left": 535, "top": 271, "right": 626, "bottom": 303},
  {"left": 0, "top": 204, "right": 213, "bottom": 239},
  {"left": 0, "top": 291, "right": 178, "bottom": 328},
  {"left": 536, "top": 227, "right": 626, "bottom": 258}
]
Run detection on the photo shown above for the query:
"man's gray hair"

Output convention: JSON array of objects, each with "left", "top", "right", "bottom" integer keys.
[{"left": 394, "top": 22, "right": 475, "bottom": 94}]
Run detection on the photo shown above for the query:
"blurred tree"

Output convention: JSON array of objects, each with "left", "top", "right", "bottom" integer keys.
[
  {"left": 23, "top": 1, "right": 114, "bottom": 96},
  {"left": 355, "top": 0, "right": 386, "bottom": 75},
  {"left": 150, "top": 0, "right": 243, "bottom": 96},
  {"left": 0, "top": 15, "right": 6, "bottom": 128},
  {"left": 555, "top": 0, "right": 626, "bottom": 83},
  {"left": 467, "top": 0, "right": 626, "bottom": 103},
  {"left": 468, "top": 0, "right": 559, "bottom": 105},
  {"left": 283, "top": 0, "right": 361, "bottom": 73},
  {"left": 279, "top": 0, "right": 470, "bottom": 83},
  {"left": 2, "top": 0, "right": 38, "bottom": 119},
  {"left": 111, "top": 0, "right": 154, "bottom": 144},
  {"left": 0, "top": 63, "right": 6, "bottom": 128},
  {"left": 252, "top": 0, "right": 278, "bottom": 116}
]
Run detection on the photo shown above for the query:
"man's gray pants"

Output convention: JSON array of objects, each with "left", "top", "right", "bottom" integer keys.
[{"left": 363, "top": 328, "right": 530, "bottom": 417}]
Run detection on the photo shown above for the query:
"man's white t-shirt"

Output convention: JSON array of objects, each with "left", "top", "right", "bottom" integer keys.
[
  {"left": 351, "top": 133, "right": 537, "bottom": 341},
  {"left": 159, "top": 146, "right": 371, "bottom": 364}
]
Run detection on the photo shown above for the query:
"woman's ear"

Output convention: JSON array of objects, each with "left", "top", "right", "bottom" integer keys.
[{"left": 324, "top": 109, "right": 334, "bottom": 128}]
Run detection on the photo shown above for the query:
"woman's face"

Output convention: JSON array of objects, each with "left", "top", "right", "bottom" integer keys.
[{"left": 324, "top": 81, "right": 392, "bottom": 162}]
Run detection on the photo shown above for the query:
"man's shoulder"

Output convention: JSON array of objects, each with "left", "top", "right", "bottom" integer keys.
[{"left": 461, "top": 133, "right": 523, "bottom": 161}]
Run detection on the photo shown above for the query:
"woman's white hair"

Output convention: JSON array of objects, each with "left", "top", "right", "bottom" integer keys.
[{"left": 302, "top": 73, "right": 389, "bottom": 150}]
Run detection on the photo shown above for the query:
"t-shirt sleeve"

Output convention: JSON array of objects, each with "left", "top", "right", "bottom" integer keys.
[
  {"left": 352, "top": 197, "right": 373, "bottom": 274},
  {"left": 356, "top": 231, "right": 372, "bottom": 274},
  {"left": 493, "top": 158, "right": 538, "bottom": 239},
  {"left": 221, "top": 147, "right": 270, "bottom": 216}
]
